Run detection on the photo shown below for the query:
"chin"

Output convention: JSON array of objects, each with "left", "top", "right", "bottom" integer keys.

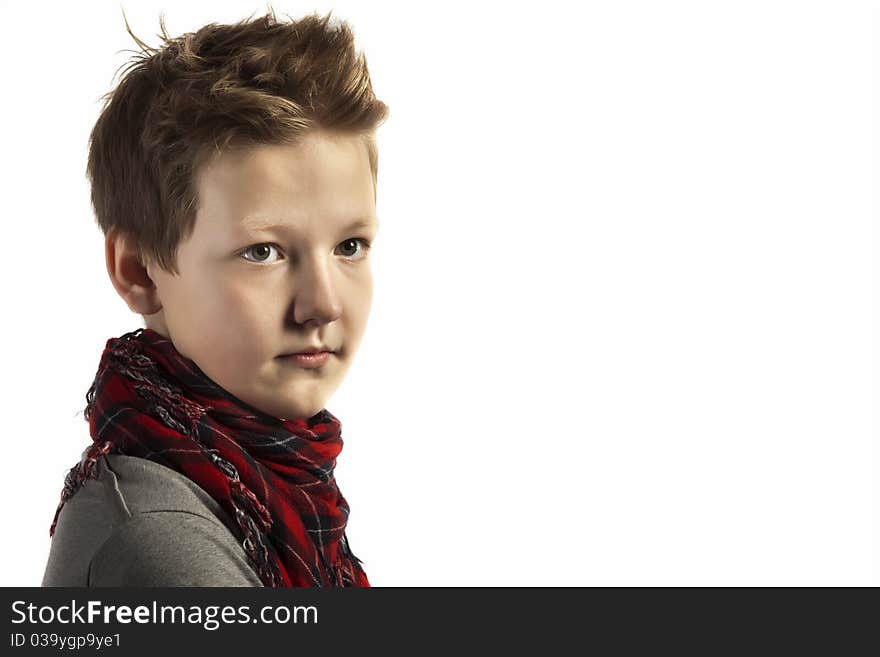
[{"left": 276, "top": 402, "right": 326, "bottom": 422}]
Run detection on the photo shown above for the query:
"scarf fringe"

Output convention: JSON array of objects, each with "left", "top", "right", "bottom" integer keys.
[{"left": 49, "top": 440, "right": 114, "bottom": 537}]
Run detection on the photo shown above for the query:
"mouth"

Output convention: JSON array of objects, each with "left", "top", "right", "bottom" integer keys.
[{"left": 277, "top": 351, "right": 333, "bottom": 368}]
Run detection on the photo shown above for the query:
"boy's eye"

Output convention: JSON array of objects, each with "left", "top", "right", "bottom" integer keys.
[
  {"left": 239, "top": 239, "right": 372, "bottom": 264},
  {"left": 337, "top": 238, "right": 372, "bottom": 259},
  {"left": 241, "top": 243, "right": 281, "bottom": 263}
]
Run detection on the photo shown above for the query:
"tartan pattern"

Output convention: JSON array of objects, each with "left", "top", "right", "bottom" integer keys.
[{"left": 49, "top": 328, "right": 369, "bottom": 587}]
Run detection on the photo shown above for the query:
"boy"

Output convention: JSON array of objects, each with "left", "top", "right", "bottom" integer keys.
[{"left": 41, "top": 9, "right": 388, "bottom": 587}]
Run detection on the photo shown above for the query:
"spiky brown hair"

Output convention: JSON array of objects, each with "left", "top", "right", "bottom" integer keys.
[{"left": 87, "top": 8, "right": 389, "bottom": 275}]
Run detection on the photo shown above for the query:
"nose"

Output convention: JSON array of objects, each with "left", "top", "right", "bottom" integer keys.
[{"left": 286, "top": 253, "right": 343, "bottom": 327}]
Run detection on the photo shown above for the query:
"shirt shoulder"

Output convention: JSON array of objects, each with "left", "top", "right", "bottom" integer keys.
[
  {"left": 88, "top": 510, "right": 264, "bottom": 587},
  {"left": 43, "top": 453, "right": 263, "bottom": 587}
]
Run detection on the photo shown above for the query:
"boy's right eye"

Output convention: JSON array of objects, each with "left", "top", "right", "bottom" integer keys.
[{"left": 240, "top": 243, "right": 282, "bottom": 263}]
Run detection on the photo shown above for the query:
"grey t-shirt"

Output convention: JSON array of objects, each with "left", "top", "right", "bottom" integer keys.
[{"left": 42, "top": 453, "right": 264, "bottom": 587}]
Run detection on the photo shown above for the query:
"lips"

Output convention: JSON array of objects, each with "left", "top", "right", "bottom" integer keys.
[{"left": 279, "top": 351, "right": 332, "bottom": 368}]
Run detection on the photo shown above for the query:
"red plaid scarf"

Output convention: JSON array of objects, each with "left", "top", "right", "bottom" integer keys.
[{"left": 49, "top": 328, "right": 369, "bottom": 587}]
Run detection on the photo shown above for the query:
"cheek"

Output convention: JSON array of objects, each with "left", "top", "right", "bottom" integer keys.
[
  {"left": 171, "top": 277, "right": 273, "bottom": 354},
  {"left": 345, "top": 278, "right": 373, "bottom": 345},
  {"left": 357, "top": 277, "right": 374, "bottom": 319},
  {"left": 209, "top": 283, "right": 278, "bottom": 340}
]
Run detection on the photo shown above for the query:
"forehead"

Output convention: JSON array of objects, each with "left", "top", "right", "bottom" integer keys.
[{"left": 194, "top": 133, "right": 376, "bottom": 232}]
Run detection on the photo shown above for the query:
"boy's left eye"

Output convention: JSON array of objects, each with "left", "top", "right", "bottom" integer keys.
[{"left": 240, "top": 239, "right": 371, "bottom": 264}]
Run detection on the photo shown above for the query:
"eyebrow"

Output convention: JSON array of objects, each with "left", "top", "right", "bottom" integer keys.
[{"left": 240, "top": 216, "right": 379, "bottom": 233}]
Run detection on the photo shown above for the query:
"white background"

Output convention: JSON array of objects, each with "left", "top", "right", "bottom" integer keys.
[{"left": 0, "top": 0, "right": 874, "bottom": 586}]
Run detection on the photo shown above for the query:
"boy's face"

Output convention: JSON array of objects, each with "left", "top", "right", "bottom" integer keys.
[{"left": 144, "top": 131, "right": 378, "bottom": 421}]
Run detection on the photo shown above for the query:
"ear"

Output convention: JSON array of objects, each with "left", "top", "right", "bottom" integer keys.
[{"left": 105, "top": 229, "right": 162, "bottom": 315}]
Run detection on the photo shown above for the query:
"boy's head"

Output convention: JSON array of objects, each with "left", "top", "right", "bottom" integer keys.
[{"left": 89, "top": 10, "right": 389, "bottom": 421}]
